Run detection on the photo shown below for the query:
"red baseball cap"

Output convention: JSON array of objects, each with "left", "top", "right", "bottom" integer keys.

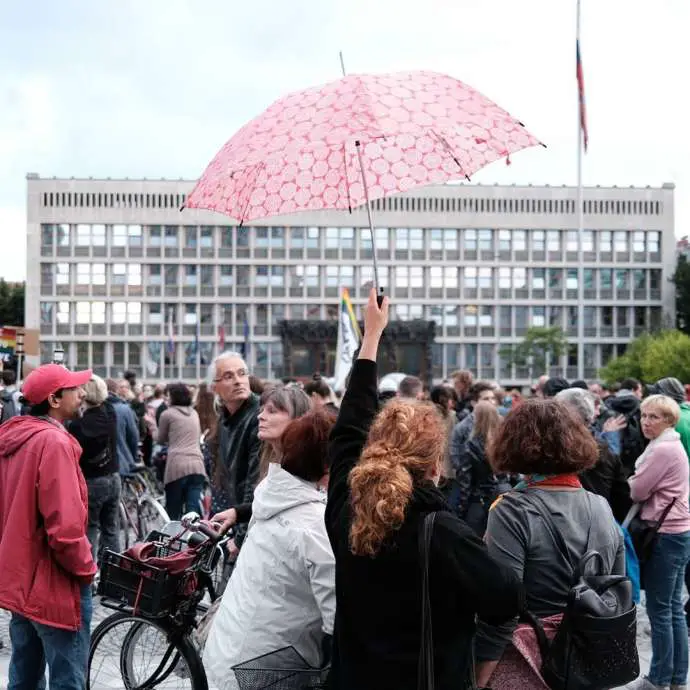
[{"left": 22, "top": 364, "right": 93, "bottom": 405}]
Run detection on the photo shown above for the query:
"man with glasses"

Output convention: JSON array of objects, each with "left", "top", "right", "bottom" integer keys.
[
  {"left": 0, "top": 363, "right": 97, "bottom": 689},
  {"left": 208, "top": 351, "right": 261, "bottom": 556}
]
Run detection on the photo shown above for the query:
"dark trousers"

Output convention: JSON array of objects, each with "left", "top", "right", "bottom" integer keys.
[
  {"left": 165, "top": 474, "right": 206, "bottom": 520},
  {"left": 86, "top": 472, "right": 121, "bottom": 564}
]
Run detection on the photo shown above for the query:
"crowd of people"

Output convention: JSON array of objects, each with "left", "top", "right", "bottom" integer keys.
[{"left": 1, "top": 290, "right": 690, "bottom": 689}]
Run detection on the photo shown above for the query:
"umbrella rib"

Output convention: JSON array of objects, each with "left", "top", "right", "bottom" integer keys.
[
  {"left": 430, "top": 129, "right": 471, "bottom": 181},
  {"left": 237, "top": 161, "right": 265, "bottom": 226},
  {"left": 343, "top": 142, "right": 353, "bottom": 213}
]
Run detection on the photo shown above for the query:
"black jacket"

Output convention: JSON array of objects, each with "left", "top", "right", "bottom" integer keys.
[
  {"left": 580, "top": 440, "right": 632, "bottom": 523},
  {"left": 325, "top": 359, "right": 524, "bottom": 690},
  {"left": 212, "top": 394, "right": 261, "bottom": 543},
  {"left": 69, "top": 403, "right": 118, "bottom": 479}
]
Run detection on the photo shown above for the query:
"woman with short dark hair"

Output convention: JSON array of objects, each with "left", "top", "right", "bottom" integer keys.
[
  {"left": 204, "top": 409, "right": 336, "bottom": 689},
  {"left": 156, "top": 382, "right": 206, "bottom": 519},
  {"left": 475, "top": 398, "right": 625, "bottom": 688}
]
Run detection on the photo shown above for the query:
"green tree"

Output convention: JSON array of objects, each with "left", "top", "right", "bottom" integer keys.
[
  {"left": 640, "top": 330, "right": 690, "bottom": 382},
  {"left": 499, "top": 326, "right": 568, "bottom": 379},
  {"left": 598, "top": 333, "right": 651, "bottom": 383},
  {"left": 672, "top": 254, "right": 690, "bottom": 335},
  {"left": 0, "top": 280, "right": 25, "bottom": 327}
]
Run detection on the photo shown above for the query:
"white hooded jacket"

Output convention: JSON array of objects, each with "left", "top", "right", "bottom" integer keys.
[{"left": 204, "top": 463, "right": 336, "bottom": 690}]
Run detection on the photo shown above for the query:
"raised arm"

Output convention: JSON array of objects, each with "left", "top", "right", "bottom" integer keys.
[{"left": 327, "top": 289, "right": 389, "bottom": 510}]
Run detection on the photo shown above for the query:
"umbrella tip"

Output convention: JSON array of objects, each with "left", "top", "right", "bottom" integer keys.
[{"left": 179, "top": 203, "right": 186, "bottom": 212}]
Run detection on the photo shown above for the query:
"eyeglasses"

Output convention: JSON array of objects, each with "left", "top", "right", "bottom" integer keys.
[{"left": 214, "top": 368, "right": 249, "bottom": 383}]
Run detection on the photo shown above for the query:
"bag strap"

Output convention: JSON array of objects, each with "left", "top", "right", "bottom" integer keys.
[
  {"left": 418, "top": 512, "right": 436, "bottom": 690},
  {"left": 657, "top": 497, "right": 678, "bottom": 529}
]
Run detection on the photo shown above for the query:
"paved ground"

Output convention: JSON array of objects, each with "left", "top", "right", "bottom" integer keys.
[{"left": 0, "top": 598, "right": 655, "bottom": 688}]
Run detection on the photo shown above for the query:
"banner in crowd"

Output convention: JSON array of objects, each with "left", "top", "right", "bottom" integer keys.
[
  {"left": 0, "top": 327, "right": 17, "bottom": 364},
  {"left": 333, "top": 288, "right": 361, "bottom": 392}
]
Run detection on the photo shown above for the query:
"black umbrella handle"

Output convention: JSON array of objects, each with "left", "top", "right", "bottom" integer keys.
[{"left": 377, "top": 287, "right": 385, "bottom": 308}]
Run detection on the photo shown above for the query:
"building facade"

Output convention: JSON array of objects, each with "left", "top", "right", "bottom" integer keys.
[{"left": 26, "top": 175, "right": 676, "bottom": 385}]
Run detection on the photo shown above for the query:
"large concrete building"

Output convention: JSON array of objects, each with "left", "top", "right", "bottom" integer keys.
[{"left": 26, "top": 175, "right": 676, "bottom": 385}]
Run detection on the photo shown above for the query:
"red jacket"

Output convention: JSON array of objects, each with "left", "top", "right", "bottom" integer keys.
[{"left": 0, "top": 416, "right": 97, "bottom": 631}]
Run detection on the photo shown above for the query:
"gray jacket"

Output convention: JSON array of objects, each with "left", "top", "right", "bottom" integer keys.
[{"left": 475, "top": 487, "right": 625, "bottom": 661}]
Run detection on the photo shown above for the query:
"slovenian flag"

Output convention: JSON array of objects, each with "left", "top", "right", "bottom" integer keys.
[
  {"left": 576, "top": 38, "right": 588, "bottom": 152},
  {"left": 334, "top": 288, "right": 361, "bottom": 392}
]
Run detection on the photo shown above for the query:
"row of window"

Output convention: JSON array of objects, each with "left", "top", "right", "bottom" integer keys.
[
  {"left": 40, "top": 224, "right": 663, "bottom": 254},
  {"left": 40, "top": 301, "right": 663, "bottom": 332},
  {"left": 37, "top": 339, "right": 635, "bottom": 383},
  {"left": 41, "top": 263, "right": 663, "bottom": 293}
]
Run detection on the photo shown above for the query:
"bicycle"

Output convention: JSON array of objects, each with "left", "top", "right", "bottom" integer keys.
[
  {"left": 89, "top": 513, "right": 229, "bottom": 689},
  {"left": 119, "top": 467, "right": 169, "bottom": 549}
]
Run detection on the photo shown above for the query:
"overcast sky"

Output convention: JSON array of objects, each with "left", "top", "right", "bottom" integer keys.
[{"left": 1, "top": 0, "right": 687, "bottom": 281}]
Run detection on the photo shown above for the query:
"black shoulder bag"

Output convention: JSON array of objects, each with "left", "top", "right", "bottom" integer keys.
[
  {"left": 522, "top": 492, "right": 639, "bottom": 690},
  {"left": 626, "top": 497, "right": 677, "bottom": 570}
]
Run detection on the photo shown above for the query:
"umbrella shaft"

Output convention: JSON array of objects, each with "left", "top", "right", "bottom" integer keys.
[{"left": 355, "top": 141, "right": 381, "bottom": 294}]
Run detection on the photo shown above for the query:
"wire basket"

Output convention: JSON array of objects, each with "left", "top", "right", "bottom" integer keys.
[{"left": 232, "top": 647, "right": 329, "bottom": 690}]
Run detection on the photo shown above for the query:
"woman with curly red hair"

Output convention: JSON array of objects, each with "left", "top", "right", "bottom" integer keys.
[{"left": 325, "top": 290, "right": 524, "bottom": 690}]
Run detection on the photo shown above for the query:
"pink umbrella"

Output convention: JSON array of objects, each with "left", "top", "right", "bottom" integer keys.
[{"left": 185, "top": 70, "right": 543, "bottom": 292}]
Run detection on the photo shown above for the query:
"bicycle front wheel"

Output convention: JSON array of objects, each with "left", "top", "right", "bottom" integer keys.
[{"left": 88, "top": 612, "right": 207, "bottom": 690}]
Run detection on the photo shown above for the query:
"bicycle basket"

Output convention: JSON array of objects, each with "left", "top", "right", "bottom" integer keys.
[
  {"left": 98, "top": 549, "right": 195, "bottom": 617},
  {"left": 232, "top": 646, "right": 329, "bottom": 690}
]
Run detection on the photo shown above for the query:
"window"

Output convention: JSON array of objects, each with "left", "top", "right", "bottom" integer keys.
[
  {"left": 255, "top": 266, "right": 269, "bottom": 287},
  {"left": 410, "top": 266, "right": 423, "bottom": 288},
  {"left": 185, "top": 265, "right": 198, "bottom": 286},
  {"left": 290, "top": 227, "right": 305, "bottom": 248},
  {"left": 165, "top": 265, "right": 178, "bottom": 286},
  {"left": 92, "top": 302, "right": 105, "bottom": 324},
  {"left": 616, "top": 269, "right": 629, "bottom": 289},
  {"left": 478, "top": 229, "right": 492, "bottom": 251},
  {"left": 185, "top": 227, "right": 197, "bottom": 248},
  {"left": 430, "top": 229, "right": 443, "bottom": 250},
  {"left": 464, "top": 267, "right": 477, "bottom": 289},
  {"left": 306, "top": 227, "right": 318, "bottom": 249},
  {"left": 548, "top": 268, "right": 562, "bottom": 288},
  {"left": 92, "top": 263, "right": 105, "bottom": 285},
  {"left": 513, "top": 267, "right": 527, "bottom": 289},
  {"left": 76, "top": 302, "right": 90, "bottom": 324},
  {"left": 567, "top": 269, "right": 578, "bottom": 290},
  {"left": 361, "top": 265, "right": 388, "bottom": 288},
  {"left": 238, "top": 227, "right": 250, "bottom": 248},
  {"left": 184, "top": 304, "right": 197, "bottom": 325},
  {"left": 479, "top": 306, "right": 493, "bottom": 327},
  {"left": 634, "top": 269, "right": 646, "bottom": 289},
  {"left": 92, "top": 225, "right": 106, "bottom": 246},
  {"left": 113, "top": 342, "right": 125, "bottom": 367},
  {"left": 514, "top": 230, "right": 526, "bottom": 252},
  {"left": 532, "top": 230, "right": 545, "bottom": 251},
  {"left": 532, "top": 307, "right": 546, "bottom": 327},
  {"left": 375, "top": 227, "right": 388, "bottom": 249},
  {"left": 584, "top": 268, "right": 594, "bottom": 289},
  {"left": 600, "top": 269, "right": 613, "bottom": 289},
  {"left": 221, "top": 227, "right": 233, "bottom": 249},
  {"left": 396, "top": 266, "right": 409, "bottom": 288},
  {"left": 128, "top": 225, "right": 142, "bottom": 246},
  {"left": 325, "top": 227, "right": 338, "bottom": 249},
  {"left": 444, "top": 229, "right": 458, "bottom": 250},
  {"left": 617, "top": 307, "right": 628, "bottom": 327},
  {"left": 112, "top": 302, "right": 127, "bottom": 324},
  {"left": 648, "top": 231, "right": 660, "bottom": 253},
  {"left": 149, "top": 265, "right": 162, "bottom": 285},
  {"left": 271, "top": 266, "right": 285, "bottom": 287},
  {"left": 409, "top": 229, "right": 423, "bottom": 250},
  {"left": 56, "top": 263, "right": 70, "bottom": 285},
  {"left": 582, "top": 230, "right": 594, "bottom": 251},
  {"left": 395, "top": 228, "right": 409, "bottom": 250},
  {"left": 128, "top": 264, "right": 141, "bottom": 286},
  {"left": 614, "top": 231, "right": 628, "bottom": 252},
  {"left": 464, "top": 229, "right": 477, "bottom": 251},
  {"left": 57, "top": 301, "right": 69, "bottom": 324},
  {"left": 270, "top": 227, "right": 285, "bottom": 248},
  {"left": 464, "top": 305, "right": 478, "bottom": 326},
  {"left": 55, "top": 224, "right": 69, "bottom": 246},
  {"left": 40, "top": 302, "right": 53, "bottom": 325},
  {"left": 112, "top": 264, "right": 126, "bottom": 285},
  {"left": 650, "top": 270, "right": 661, "bottom": 290},
  {"left": 480, "top": 344, "right": 494, "bottom": 370},
  {"left": 547, "top": 230, "right": 560, "bottom": 251},
  {"left": 498, "top": 267, "right": 511, "bottom": 289},
  {"left": 76, "top": 224, "right": 91, "bottom": 246},
  {"left": 465, "top": 344, "right": 477, "bottom": 369},
  {"left": 41, "top": 225, "right": 53, "bottom": 246},
  {"left": 478, "top": 267, "right": 492, "bottom": 289},
  {"left": 600, "top": 231, "right": 612, "bottom": 252},
  {"left": 128, "top": 302, "right": 142, "bottom": 324},
  {"left": 532, "top": 268, "right": 545, "bottom": 290},
  {"left": 113, "top": 225, "right": 127, "bottom": 247},
  {"left": 200, "top": 226, "right": 213, "bottom": 248},
  {"left": 633, "top": 231, "right": 645, "bottom": 253},
  {"left": 164, "top": 226, "right": 178, "bottom": 247},
  {"left": 498, "top": 230, "right": 511, "bottom": 252},
  {"left": 220, "top": 266, "right": 233, "bottom": 286},
  {"left": 305, "top": 265, "right": 319, "bottom": 287},
  {"left": 430, "top": 266, "right": 443, "bottom": 288},
  {"left": 149, "top": 226, "right": 162, "bottom": 246},
  {"left": 444, "top": 267, "right": 458, "bottom": 288},
  {"left": 77, "top": 263, "right": 90, "bottom": 285},
  {"left": 93, "top": 342, "right": 105, "bottom": 365},
  {"left": 148, "top": 304, "right": 162, "bottom": 324},
  {"left": 566, "top": 231, "right": 578, "bottom": 252}
]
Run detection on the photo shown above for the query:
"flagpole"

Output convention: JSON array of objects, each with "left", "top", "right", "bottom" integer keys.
[{"left": 576, "top": 0, "right": 585, "bottom": 381}]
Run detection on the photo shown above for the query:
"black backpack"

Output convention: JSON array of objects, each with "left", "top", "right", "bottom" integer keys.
[
  {"left": 522, "top": 492, "right": 639, "bottom": 690},
  {"left": 0, "top": 390, "right": 18, "bottom": 425},
  {"left": 620, "top": 412, "right": 646, "bottom": 475}
]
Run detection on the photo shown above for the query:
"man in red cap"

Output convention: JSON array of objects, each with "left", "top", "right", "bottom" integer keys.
[{"left": 0, "top": 363, "right": 97, "bottom": 689}]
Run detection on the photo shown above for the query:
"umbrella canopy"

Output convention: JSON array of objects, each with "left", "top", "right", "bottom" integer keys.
[{"left": 185, "top": 70, "right": 542, "bottom": 222}]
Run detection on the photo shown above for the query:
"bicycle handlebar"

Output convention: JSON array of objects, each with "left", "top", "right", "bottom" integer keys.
[{"left": 180, "top": 512, "right": 225, "bottom": 543}]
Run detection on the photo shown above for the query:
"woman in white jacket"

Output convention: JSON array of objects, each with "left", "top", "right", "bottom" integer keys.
[{"left": 204, "top": 408, "right": 337, "bottom": 689}]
